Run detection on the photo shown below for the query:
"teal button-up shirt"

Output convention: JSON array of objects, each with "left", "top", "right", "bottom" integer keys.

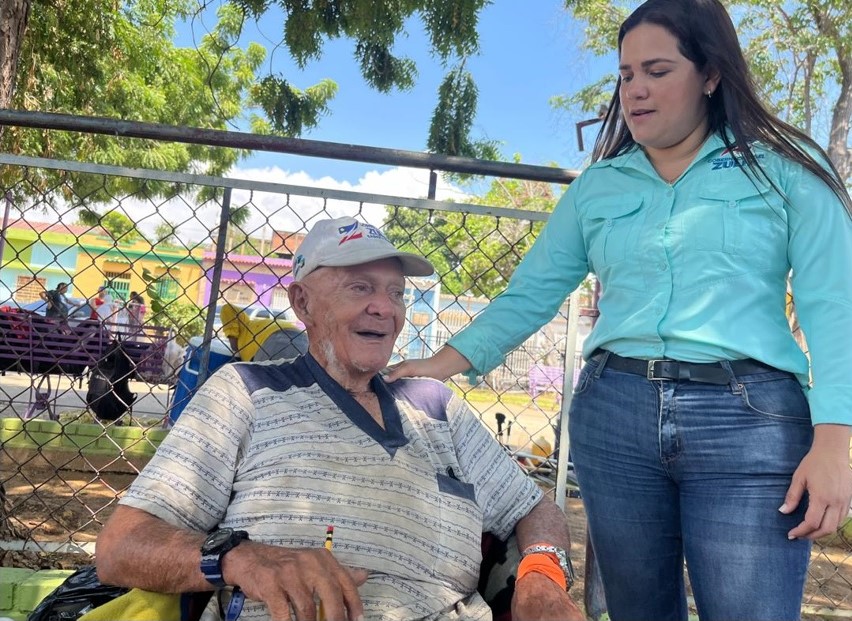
[{"left": 449, "top": 133, "right": 852, "bottom": 425}]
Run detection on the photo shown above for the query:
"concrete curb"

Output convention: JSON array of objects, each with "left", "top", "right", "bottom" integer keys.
[
  {"left": 0, "top": 567, "right": 73, "bottom": 621},
  {"left": 1, "top": 417, "right": 168, "bottom": 473}
]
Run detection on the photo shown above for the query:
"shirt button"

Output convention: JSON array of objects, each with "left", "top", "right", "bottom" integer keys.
[
  {"left": 657, "top": 222, "right": 665, "bottom": 230},
  {"left": 666, "top": 190, "right": 673, "bottom": 197},
  {"left": 659, "top": 263, "right": 668, "bottom": 271}
]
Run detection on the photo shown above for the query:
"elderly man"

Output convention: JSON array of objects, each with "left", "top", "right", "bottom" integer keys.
[{"left": 96, "top": 217, "right": 584, "bottom": 621}]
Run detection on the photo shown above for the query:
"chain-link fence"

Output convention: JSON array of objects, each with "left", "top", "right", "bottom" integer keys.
[{"left": 0, "top": 116, "right": 850, "bottom": 617}]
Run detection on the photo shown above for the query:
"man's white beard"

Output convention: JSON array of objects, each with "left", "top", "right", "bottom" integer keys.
[{"left": 320, "top": 338, "right": 374, "bottom": 381}]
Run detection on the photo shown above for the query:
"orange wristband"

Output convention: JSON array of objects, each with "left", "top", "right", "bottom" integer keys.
[{"left": 517, "top": 552, "right": 567, "bottom": 590}]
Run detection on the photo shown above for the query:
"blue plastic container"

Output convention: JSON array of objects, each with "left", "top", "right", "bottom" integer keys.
[{"left": 168, "top": 337, "right": 235, "bottom": 425}]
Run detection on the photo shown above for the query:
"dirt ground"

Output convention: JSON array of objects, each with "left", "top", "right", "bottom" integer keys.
[{"left": 2, "top": 464, "right": 851, "bottom": 617}]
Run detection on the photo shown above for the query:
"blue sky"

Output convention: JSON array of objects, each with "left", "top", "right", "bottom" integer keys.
[{"left": 182, "top": 1, "right": 616, "bottom": 184}]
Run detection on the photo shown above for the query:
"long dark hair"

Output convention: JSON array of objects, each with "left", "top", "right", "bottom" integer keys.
[{"left": 592, "top": 0, "right": 852, "bottom": 217}]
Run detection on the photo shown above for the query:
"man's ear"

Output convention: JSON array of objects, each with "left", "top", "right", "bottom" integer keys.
[{"left": 288, "top": 282, "right": 310, "bottom": 324}]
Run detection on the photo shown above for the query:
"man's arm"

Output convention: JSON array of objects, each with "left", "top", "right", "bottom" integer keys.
[
  {"left": 97, "top": 505, "right": 367, "bottom": 620},
  {"left": 440, "top": 394, "right": 583, "bottom": 618},
  {"left": 514, "top": 496, "right": 572, "bottom": 552},
  {"left": 511, "top": 497, "right": 585, "bottom": 621},
  {"left": 97, "top": 505, "right": 210, "bottom": 592}
]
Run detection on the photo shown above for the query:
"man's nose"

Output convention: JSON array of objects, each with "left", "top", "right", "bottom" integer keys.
[{"left": 367, "top": 294, "right": 397, "bottom": 316}]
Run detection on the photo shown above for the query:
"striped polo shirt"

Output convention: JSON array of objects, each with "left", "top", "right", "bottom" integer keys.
[{"left": 121, "top": 353, "right": 542, "bottom": 620}]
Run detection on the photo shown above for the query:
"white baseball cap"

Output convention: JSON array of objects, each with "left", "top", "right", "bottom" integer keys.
[{"left": 293, "top": 217, "right": 434, "bottom": 281}]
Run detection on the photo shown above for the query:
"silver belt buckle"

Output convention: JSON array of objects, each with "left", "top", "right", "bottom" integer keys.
[{"left": 647, "top": 359, "right": 665, "bottom": 380}]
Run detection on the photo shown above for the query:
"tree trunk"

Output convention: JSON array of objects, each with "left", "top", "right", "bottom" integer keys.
[
  {"left": 0, "top": 0, "right": 31, "bottom": 541},
  {"left": 826, "top": 56, "right": 852, "bottom": 183},
  {"left": 811, "top": 5, "right": 852, "bottom": 183},
  {"left": 0, "top": 0, "right": 30, "bottom": 109}
]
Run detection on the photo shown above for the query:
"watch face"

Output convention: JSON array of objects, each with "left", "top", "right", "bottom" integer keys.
[{"left": 202, "top": 528, "right": 233, "bottom": 553}]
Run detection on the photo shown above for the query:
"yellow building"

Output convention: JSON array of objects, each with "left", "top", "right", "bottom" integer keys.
[{"left": 74, "top": 233, "right": 204, "bottom": 306}]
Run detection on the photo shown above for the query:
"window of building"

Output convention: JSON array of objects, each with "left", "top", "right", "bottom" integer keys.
[
  {"left": 156, "top": 276, "right": 179, "bottom": 301},
  {"left": 104, "top": 271, "right": 131, "bottom": 302},
  {"left": 221, "top": 281, "right": 255, "bottom": 305},
  {"left": 270, "top": 286, "right": 290, "bottom": 310},
  {"left": 411, "top": 311, "right": 431, "bottom": 326}
]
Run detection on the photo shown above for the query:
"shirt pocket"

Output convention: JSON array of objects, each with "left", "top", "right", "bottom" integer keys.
[
  {"left": 688, "top": 183, "right": 787, "bottom": 259},
  {"left": 433, "top": 472, "right": 482, "bottom": 589},
  {"left": 584, "top": 197, "right": 644, "bottom": 268}
]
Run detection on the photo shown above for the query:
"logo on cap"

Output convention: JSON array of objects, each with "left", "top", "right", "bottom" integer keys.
[
  {"left": 337, "top": 222, "right": 363, "bottom": 245},
  {"left": 362, "top": 224, "right": 386, "bottom": 241}
]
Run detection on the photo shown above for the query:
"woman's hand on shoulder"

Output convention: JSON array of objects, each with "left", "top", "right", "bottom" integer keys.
[{"left": 384, "top": 346, "right": 472, "bottom": 382}]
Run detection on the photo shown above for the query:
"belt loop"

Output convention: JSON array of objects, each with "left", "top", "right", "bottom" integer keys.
[
  {"left": 719, "top": 360, "right": 742, "bottom": 394},
  {"left": 593, "top": 350, "right": 611, "bottom": 378}
]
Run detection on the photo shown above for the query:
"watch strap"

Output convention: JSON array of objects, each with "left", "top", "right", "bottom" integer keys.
[
  {"left": 521, "top": 544, "right": 576, "bottom": 590},
  {"left": 200, "top": 530, "right": 249, "bottom": 588},
  {"left": 200, "top": 553, "right": 228, "bottom": 588}
]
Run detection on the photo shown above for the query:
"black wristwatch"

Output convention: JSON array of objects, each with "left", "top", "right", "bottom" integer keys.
[{"left": 200, "top": 528, "right": 249, "bottom": 588}]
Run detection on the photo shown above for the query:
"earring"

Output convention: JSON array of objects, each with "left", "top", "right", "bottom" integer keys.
[{"left": 706, "top": 90, "right": 713, "bottom": 99}]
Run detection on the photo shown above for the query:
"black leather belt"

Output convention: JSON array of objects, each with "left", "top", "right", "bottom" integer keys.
[{"left": 594, "top": 351, "right": 779, "bottom": 385}]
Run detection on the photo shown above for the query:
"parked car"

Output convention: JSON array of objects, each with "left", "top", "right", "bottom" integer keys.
[{"left": 211, "top": 304, "right": 299, "bottom": 335}]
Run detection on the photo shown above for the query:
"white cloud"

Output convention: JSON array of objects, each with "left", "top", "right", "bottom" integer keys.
[
  {"left": 222, "top": 165, "right": 468, "bottom": 241},
  {"left": 140, "top": 165, "right": 469, "bottom": 245},
  {"left": 11, "top": 166, "right": 468, "bottom": 249}
]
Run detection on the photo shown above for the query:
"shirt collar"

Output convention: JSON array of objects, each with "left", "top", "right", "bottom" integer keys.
[
  {"left": 600, "top": 130, "right": 735, "bottom": 176},
  {"left": 303, "top": 352, "right": 407, "bottom": 455}
]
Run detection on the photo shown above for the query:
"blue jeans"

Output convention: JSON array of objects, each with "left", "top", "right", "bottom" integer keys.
[{"left": 569, "top": 352, "right": 813, "bottom": 621}]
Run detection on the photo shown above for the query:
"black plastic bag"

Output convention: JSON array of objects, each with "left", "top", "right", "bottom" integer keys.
[
  {"left": 27, "top": 565, "right": 128, "bottom": 621},
  {"left": 86, "top": 339, "right": 136, "bottom": 421}
]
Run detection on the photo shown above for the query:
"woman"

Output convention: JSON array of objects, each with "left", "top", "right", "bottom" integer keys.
[
  {"left": 388, "top": 1, "right": 852, "bottom": 619},
  {"left": 126, "top": 291, "right": 146, "bottom": 331}
]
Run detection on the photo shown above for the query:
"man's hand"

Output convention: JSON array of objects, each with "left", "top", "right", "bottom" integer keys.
[
  {"left": 225, "top": 541, "right": 367, "bottom": 621},
  {"left": 512, "top": 573, "right": 585, "bottom": 621}
]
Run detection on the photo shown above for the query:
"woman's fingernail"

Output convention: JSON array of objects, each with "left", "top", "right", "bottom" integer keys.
[{"left": 778, "top": 503, "right": 789, "bottom": 513}]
